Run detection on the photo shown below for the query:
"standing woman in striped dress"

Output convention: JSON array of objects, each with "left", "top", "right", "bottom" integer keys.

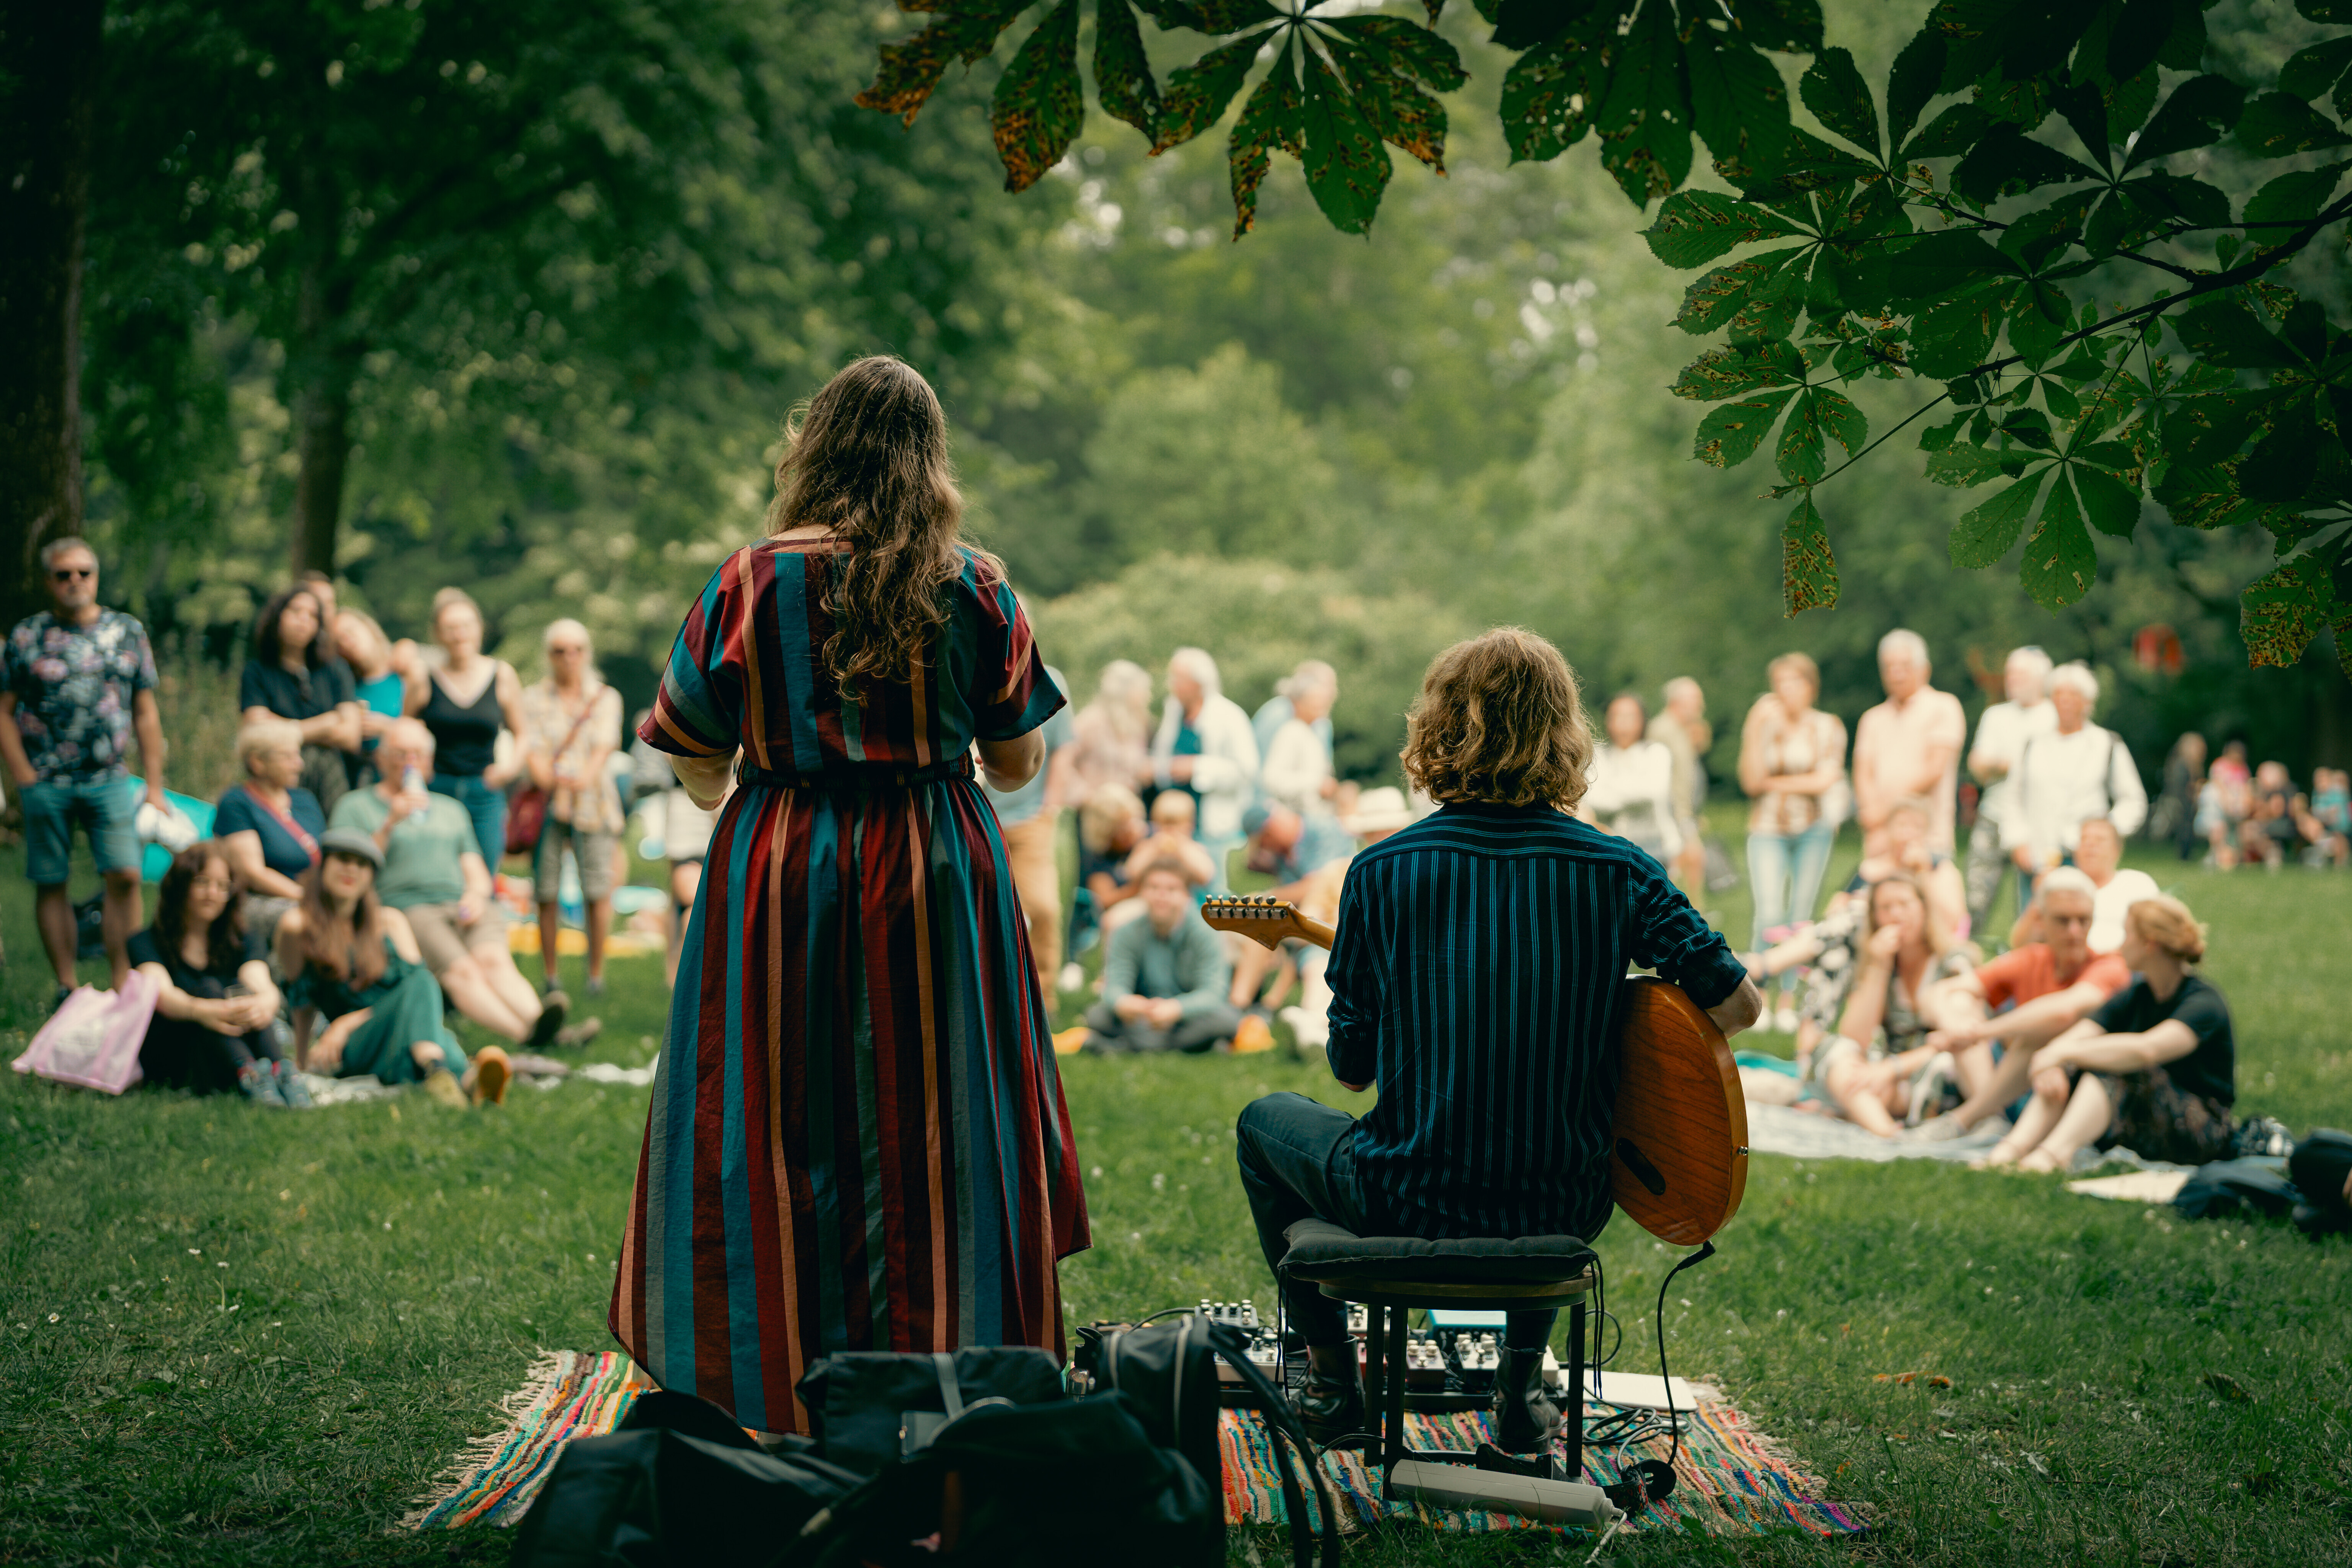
[{"left": 612, "top": 356, "right": 1090, "bottom": 1433}]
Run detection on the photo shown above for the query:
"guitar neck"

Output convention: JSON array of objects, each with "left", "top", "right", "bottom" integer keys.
[{"left": 1200, "top": 896, "right": 1336, "bottom": 952}]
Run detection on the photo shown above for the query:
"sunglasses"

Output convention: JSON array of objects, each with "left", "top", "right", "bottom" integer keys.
[{"left": 51, "top": 567, "right": 95, "bottom": 581}]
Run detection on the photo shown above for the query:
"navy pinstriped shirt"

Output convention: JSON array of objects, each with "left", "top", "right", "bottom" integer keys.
[{"left": 1325, "top": 802, "right": 1747, "bottom": 1243}]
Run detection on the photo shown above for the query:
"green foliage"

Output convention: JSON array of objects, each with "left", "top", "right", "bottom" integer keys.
[{"left": 860, "top": 0, "right": 2352, "bottom": 670}]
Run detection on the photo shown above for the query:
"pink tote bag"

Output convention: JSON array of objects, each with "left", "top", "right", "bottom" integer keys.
[{"left": 12, "top": 971, "right": 158, "bottom": 1094}]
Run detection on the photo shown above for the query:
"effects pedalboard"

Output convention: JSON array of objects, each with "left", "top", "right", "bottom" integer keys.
[{"left": 1085, "top": 1301, "right": 1579, "bottom": 1412}]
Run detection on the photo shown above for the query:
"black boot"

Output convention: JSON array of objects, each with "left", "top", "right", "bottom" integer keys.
[
  {"left": 1294, "top": 1365, "right": 1365, "bottom": 1447},
  {"left": 1490, "top": 1345, "right": 1563, "bottom": 1452}
]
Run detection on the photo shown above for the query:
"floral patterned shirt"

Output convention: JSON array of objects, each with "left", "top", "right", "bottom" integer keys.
[{"left": 4, "top": 610, "right": 158, "bottom": 781}]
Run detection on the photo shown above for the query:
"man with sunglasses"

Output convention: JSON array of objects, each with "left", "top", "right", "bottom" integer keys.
[{"left": 2, "top": 539, "right": 169, "bottom": 1004}]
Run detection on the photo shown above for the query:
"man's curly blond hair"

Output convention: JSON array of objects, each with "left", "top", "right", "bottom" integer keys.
[{"left": 1400, "top": 627, "right": 1593, "bottom": 810}]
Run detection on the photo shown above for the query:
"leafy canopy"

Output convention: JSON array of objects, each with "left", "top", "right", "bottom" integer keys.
[{"left": 856, "top": 0, "right": 2352, "bottom": 672}]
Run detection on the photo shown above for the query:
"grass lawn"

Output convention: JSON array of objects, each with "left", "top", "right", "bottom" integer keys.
[{"left": 3, "top": 809, "right": 2349, "bottom": 1567}]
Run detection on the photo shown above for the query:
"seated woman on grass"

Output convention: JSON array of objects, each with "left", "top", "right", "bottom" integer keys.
[
  {"left": 1979, "top": 895, "right": 2235, "bottom": 1172},
  {"left": 274, "top": 827, "right": 510, "bottom": 1109},
  {"left": 1815, "top": 872, "right": 1975, "bottom": 1137},
  {"left": 130, "top": 842, "right": 302, "bottom": 1107}
]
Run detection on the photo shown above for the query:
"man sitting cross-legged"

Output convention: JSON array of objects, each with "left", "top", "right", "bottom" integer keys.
[
  {"left": 328, "top": 719, "right": 597, "bottom": 1050},
  {"left": 1079, "top": 858, "right": 1243, "bottom": 1054},
  {"left": 1908, "top": 866, "right": 2130, "bottom": 1139},
  {"left": 1234, "top": 629, "right": 1760, "bottom": 1452}
]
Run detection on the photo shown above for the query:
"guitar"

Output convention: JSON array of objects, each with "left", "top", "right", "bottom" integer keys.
[{"left": 1202, "top": 894, "right": 1748, "bottom": 1246}]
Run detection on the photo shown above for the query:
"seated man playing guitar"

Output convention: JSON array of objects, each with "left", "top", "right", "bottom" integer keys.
[{"left": 1234, "top": 628, "right": 1761, "bottom": 1451}]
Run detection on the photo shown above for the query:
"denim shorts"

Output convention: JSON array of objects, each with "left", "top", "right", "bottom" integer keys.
[{"left": 21, "top": 774, "right": 143, "bottom": 885}]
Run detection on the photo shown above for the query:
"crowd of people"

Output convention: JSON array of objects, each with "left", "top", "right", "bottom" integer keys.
[
  {"left": 4, "top": 539, "right": 610, "bottom": 1108},
  {"left": 0, "top": 522, "right": 2310, "bottom": 1171}
]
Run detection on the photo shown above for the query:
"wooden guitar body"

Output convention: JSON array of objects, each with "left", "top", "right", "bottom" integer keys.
[
  {"left": 1202, "top": 896, "right": 1748, "bottom": 1245},
  {"left": 1609, "top": 977, "right": 1747, "bottom": 1245}
]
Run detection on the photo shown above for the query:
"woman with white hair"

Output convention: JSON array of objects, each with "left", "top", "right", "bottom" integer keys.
[
  {"left": 1151, "top": 646, "right": 1260, "bottom": 888},
  {"left": 1068, "top": 659, "right": 1155, "bottom": 799},
  {"left": 1258, "top": 659, "right": 1338, "bottom": 815},
  {"left": 1998, "top": 661, "right": 2146, "bottom": 885},
  {"left": 214, "top": 718, "right": 327, "bottom": 951},
  {"left": 520, "top": 618, "right": 624, "bottom": 998}
]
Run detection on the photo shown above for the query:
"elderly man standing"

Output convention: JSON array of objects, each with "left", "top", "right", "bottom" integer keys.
[
  {"left": 1852, "top": 629, "right": 1968, "bottom": 862},
  {"left": 1963, "top": 646, "right": 2056, "bottom": 933},
  {"left": 1, "top": 539, "right": 169, "bottom": 1002},
  {"left": 330, "top": 719, "right": 594, "bottom": 1050},
  {"left": 1152, "top": 647, "right": 1259, "bottom": 891}
]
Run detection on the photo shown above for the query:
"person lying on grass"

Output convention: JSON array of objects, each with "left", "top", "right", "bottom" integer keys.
[
  {"left": 131, "top": 841, "right": 304, "bottom": 1107},
  {"left": 1814, "top": 872, "right": 1976, "bottom": 1138},
  {"left": 1978, "top": 895, "right": 2236, "bottom": 1173},
  {"left": 1908, "top": 868, "right": 2132, "bottom": 1139},
  {"left": 274, "top": 828, "right": 510, "bottom": 1109}
]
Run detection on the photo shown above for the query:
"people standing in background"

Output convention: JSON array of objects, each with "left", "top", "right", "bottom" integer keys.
[
  {"left": 985, "top": 657, "right": 1079, "bottom": 998},
  {"left": 1152, "top": 647, "right": 1259, "bottom": 891},
  {"left": 295, "top": 570, "right": 367, "bottom": 786},
  {"left": 333, "top": 609, "right": 416, "bottom": 787},
  {"left": 1737, "top": 652, "right": 1848, "bottom": 1034},
  {"left": 211, "top": 719, "right": 324, "bottom": 952},
  {"left": 1581, "top": 693, "right": 1681, "bottom": 868},
  {"left": 521, "top": 619, "right": 624, "bottom": 1001},
  {"left": 1253, "top": 660, "right": 1337, "bottom": 769},
  {"left": 2, "top": 538, "right": 169, "bottom": 1001},
  {"left": 1067, "top": 659, "right": 1154, "bottom": 800},
  {"left": 2308, "top": 768, "right": 2351, "bottom": 866},
  {"left": 1648, "top": 676, "right": 1710, "bottom": 897},
  {"left": 130, "top": 842, "right": 298, "bottom": 1106},
  {"left": 2000, "top": 662, "right": 2145, "bottom": 887},
  {"left": 1258, "top": 660, "right": 1339, "bottom": 815},
  {"left": 1962, "top": 645, "right": 2055, "bottom": 934},
  {"left": 1852, "top": 629, "right": 1967, "bottom": 860},
  {"left": 2199, "top": 739, "right": 2252, "bottom": 869},
  {"left": 405, "top": 588, "right": 526, "bottom": 885},
  {"left": 2151, "top": 731, "right": 2206, "bottom": 860},
  {"left": 239, "top": 584, "right": 361, "bottom": 815}
]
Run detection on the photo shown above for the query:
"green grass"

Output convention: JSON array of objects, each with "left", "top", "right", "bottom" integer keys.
[{"left": 3, "top": 812, "right": 2350, "bottom": 1566}]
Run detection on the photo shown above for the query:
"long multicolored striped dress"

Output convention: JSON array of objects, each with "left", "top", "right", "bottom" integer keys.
[{"left": 611, "top": 537, "right": 1091, "bottom": 1432}]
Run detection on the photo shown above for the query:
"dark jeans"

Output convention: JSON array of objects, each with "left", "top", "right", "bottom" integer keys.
[
  {"left": 1082, "top": 998, "right": 1241, "bottom": 1055},
  {"left": 1234, "top": 1092, "right": 1558, "bottom": 1353}
]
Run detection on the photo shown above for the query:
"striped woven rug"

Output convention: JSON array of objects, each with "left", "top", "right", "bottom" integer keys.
[
  {"left": 406, "top": 1351, "right": 644, "bottom": 1529},
  {"left": 410, "top": 1352, "right": 1860, "bottom": 1538},
  {"left": 1219, "top": 1401, "right": 1864, "bottom": 1537}
]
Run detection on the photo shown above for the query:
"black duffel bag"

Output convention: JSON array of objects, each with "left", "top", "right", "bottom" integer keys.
[
  {"left": 795, "top": 1347, "right": 1066, "bottom": 1477},
  {"left": 2291, "top": 1128, "right": 2352, "bottom": 1235},
  {"left": 509, "top": 1390, "right": 863, "bottom": 1568},
  {"left": 789, "top": 1391, "right": 1218, "bottom": 1568}
]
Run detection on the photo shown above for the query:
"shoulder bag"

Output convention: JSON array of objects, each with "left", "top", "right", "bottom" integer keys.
[{"left": 506, "top": 687, "right": 601, "bottom": 858}]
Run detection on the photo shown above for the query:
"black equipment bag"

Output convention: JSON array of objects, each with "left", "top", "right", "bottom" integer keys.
[
  {"left": 508, "top": 1390, "right": 863, "bottom": 1568},
  {"left": 1074, "top": 1316, "right": 1340, "bottom": 1568},
  {"left": 2172, "top": 1157, "right": 2299, "bottom": 1221},
  {"left": 789, "top": 1391, "right": 1218, "bottom": 1568},
  {"left": 795, "top": 1348, "right": 1065, "bottom": 1478},
  {"left": 2291, "top": 1128, "right": 2352, "bottom": 1235}
]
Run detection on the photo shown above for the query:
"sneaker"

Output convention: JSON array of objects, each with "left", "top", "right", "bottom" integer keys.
[
  {"left": 1294, "top": 1369, "right": 1365, "bottom": 1447},
  {"left": 1058, "top": 963, "right": 1086, "bottom": 994},
  {"left": 470, "top": 1046, "right": 513, "bottom": 1107},
  {"left": 1052, "top": 1025, "right": 1092, "bottom": 1057},
  {"left": 237, "top": 1062, "right": 286, "bottom": 1107},
  {"left": 1230, "top": 1014, "right": 1277, "bottom": 1055},
  {"left": 51, "top": 985, "right": 74, "bottom": 1016},
  {"left": 421, "top": 1068, "right": 468, "bottom": 1109},
  {"left": 271, "top": 1058, "right": 314, "bottom": 1108},
  {"left": 554, "top": 1017, "right": 604, "bottom": 1049},
  {"left": 1774, "top": 1006, "right": 1800, "bottom": 1035},
  {"left": 585, "top": 975, "right": 607, "bottom": 1000},
  {"left": 1906, "top": 1051, "right": 1958, "bottom": 1126},
  {"left": 528, "top": 993, "right": 570, "bottom": 1049}
]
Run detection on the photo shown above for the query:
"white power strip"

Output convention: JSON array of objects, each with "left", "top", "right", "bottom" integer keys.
[{"left": 1387, "top": 1460, "right": 1625, "bottom": 1527}]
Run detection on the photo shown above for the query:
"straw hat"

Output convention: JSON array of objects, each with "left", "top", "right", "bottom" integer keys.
[{"left": 1341, "top": 786, "right": 1415, "bottom": 836}]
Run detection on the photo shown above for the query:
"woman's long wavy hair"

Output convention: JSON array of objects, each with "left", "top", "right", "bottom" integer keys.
[
  {"left": 295, "top": 855, "right": 388, "bottom": 988},
  {"left": 1400, "top": 628, "right": 1594, "bottom": 809},
  {"left": 155, "top": 843, "right": 247, "bottom": 978},
  {"left": 766, "top": 357, "right": 996, "bottom": 692}
]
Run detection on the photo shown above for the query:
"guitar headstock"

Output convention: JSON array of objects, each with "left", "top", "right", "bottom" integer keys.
[{"left": 1200, "top": 895, "right": 1335, "bottom": 952}]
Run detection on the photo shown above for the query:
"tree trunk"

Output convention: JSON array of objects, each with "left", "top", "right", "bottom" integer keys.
[
  {"left": 289, "top": 377, "right": 353, "bottom": 576},
  {"left": 0, "top": 0, "right": 102, "bottom": 633}
]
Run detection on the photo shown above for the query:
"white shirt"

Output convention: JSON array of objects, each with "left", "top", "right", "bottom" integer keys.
[
  {"left": 1968, "top": 698, "right": 2055, "bottom": 829},
  {"left": 1258, "top": 716, "right": 1332, "bottom": 815},
  {"left": 2089, "top": 867, "right": 2161, "bottom": 954},
  {"left": 1584, "top": 740, "right": 1683, "bottom": 858},
  {"left": 1151, "top": 692, "right": 1261, "bottom": 846},
  {"left": 2001, "top": 724, "right": 2148, "bottom": 861}
]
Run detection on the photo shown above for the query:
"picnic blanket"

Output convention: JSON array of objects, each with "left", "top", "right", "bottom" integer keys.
[
  {"left": 1219, "top": 1399, "right": 1861, "bottom": 1538},
  {"left": 412, "top": 1353, "right": 1860, "bottom": 1540}
]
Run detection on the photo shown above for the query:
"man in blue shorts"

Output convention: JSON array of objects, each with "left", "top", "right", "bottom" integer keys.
[{"left": 1, "top": 538, "right": 169, "bottom": 1002}]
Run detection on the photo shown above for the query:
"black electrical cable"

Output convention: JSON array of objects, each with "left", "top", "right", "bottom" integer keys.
[{"left": 1653, "top": 1239, "right": 1717, "bottom": 1474}]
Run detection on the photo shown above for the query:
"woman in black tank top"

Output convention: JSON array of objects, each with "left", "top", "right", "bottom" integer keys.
[{"left": 404, "top": 590, "right": 527, "bottom": 876}]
